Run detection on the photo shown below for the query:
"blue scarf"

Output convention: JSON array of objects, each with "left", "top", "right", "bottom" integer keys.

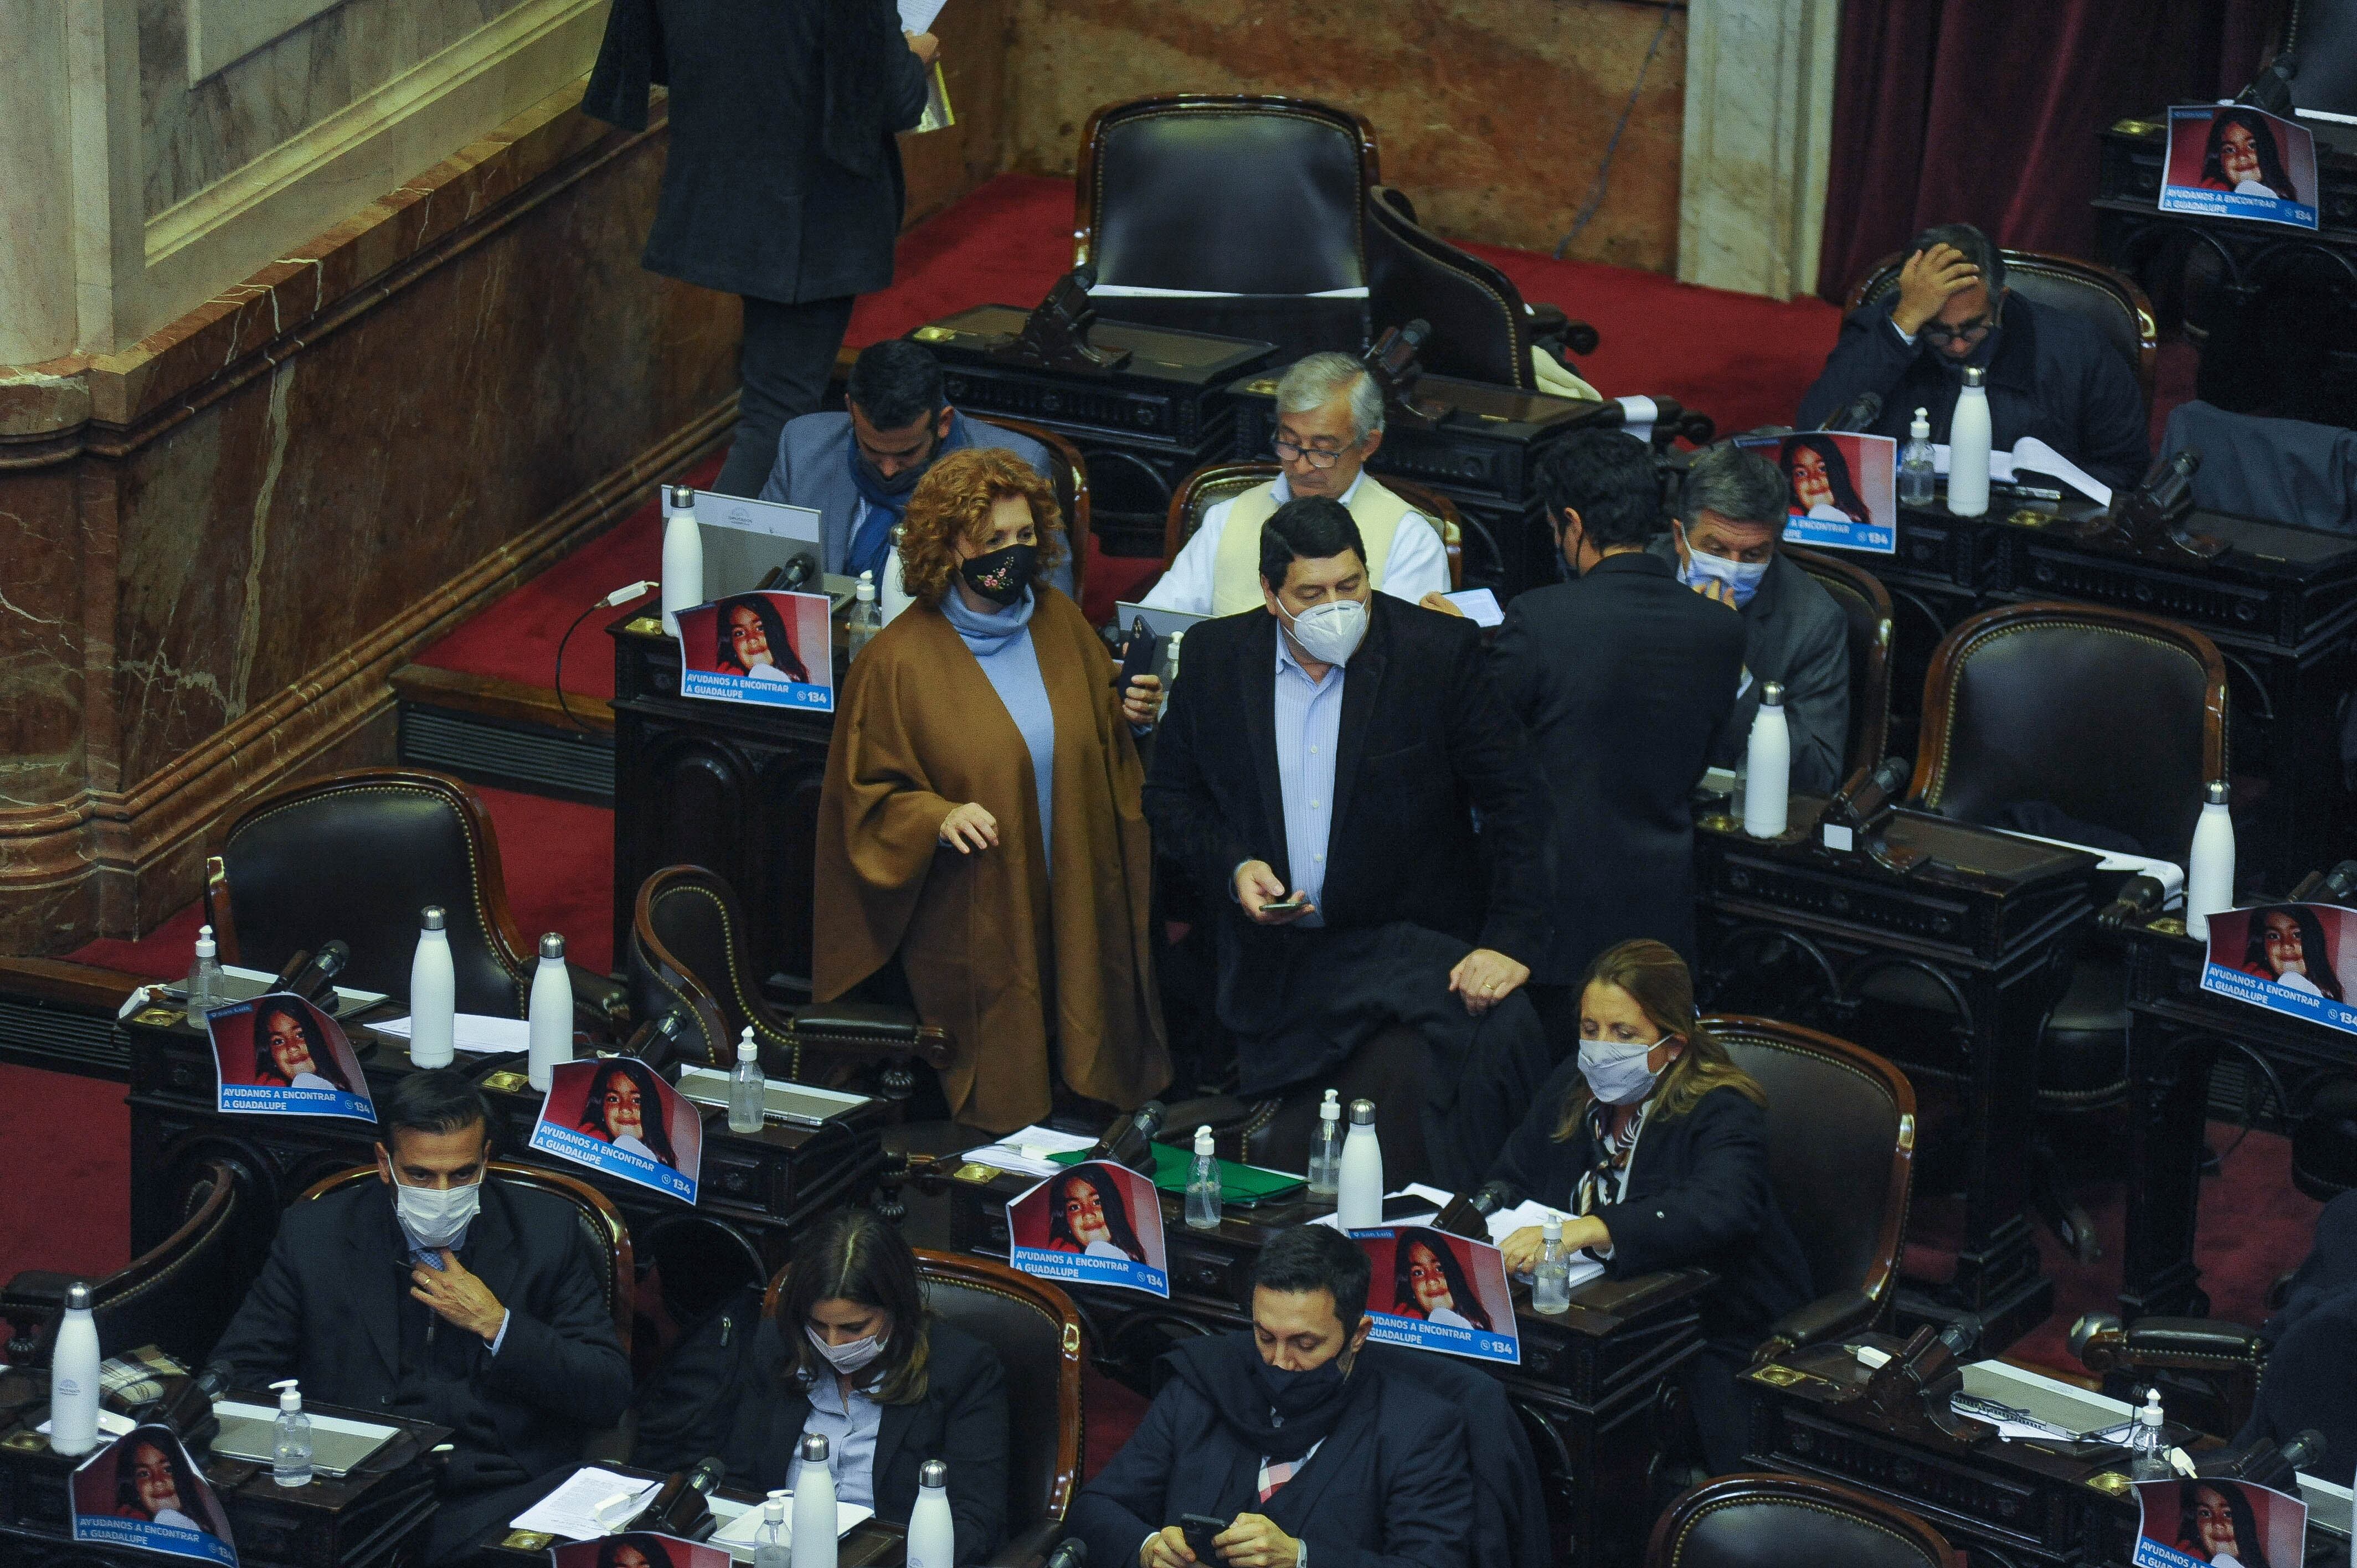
[
  {"left": 936, "top": 581, "right": 1036, "bottom": 652},
  {"left": 845, "top": 430, "right": 921, "bottom": 581}
]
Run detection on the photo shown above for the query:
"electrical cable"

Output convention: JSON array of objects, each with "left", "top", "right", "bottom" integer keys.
[
  {"left": 555, "top": 580, "right": 658, "bottom": 733},
  {"left": 1553, "top": 3, "right": 1683, "bottom": 261}
]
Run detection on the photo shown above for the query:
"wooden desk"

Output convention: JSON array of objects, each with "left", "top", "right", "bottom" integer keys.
[
  {"left": 1695, "top": 800, "right": 2101, "bottom": 1349},
  {"left": 123, "top": 1002, "right": 887, "bottom": 1279},
  {"left": 940, "top": 1163, "right": 1708, "bottom": 1568},
  {"left": 472, "top": 1462, "right": 907, "bottom": 1566}
]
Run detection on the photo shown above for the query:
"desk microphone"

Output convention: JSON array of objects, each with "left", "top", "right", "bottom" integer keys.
[
  {"left": 1818, "top": 391, "right": 1882, "bottom": 434},
  {"left": 2287, "top": 860, "right": 2357, "bottom": 906},
  {"left": 1434, "top": 1180, "right": 1520, "bottom": 1239},
  {"left": 2096, "top": 874, "right": 2169, "bottom": 933},
  {"left": 271, "top": 941, "right": 349, "bottom": 1008},
  {"left": 623, "top": 1010, "right": 689, "bottom": 1075},
  {"left": 1045, "top": 1539, "right": 1088, "bottom": 1568},
  {"left": 1093, "top": 1101, "right": 1167, "bottom": 1174},
  {"left": 1824, "top": 757, "right": 1910, "bottom": 830}
]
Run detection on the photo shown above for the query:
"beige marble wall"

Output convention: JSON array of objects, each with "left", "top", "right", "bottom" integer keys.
[
  {"left": 1678, "top": 0, "right": 1841, "bottom": 300},
  {"left": 1002, "top": 0, "right": 1687, "bottom": 269}
]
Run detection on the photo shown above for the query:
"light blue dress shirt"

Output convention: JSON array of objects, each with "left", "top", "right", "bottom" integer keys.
[
  {"left": 1271, "top": 631, "right": 1345, "bottom": 924},
  {"left": 795, "top": 1373, "right": 886, "bottom": 1508},
  {"left": 399, "top": 1216, "right": 510, "bottom": 1353}
]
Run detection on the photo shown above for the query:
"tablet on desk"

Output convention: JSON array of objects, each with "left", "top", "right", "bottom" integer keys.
[
  {"left": 1113, "top": 601, "right": 1208, "bottom": 640},
  {"left": 212, "top": 1401, "right": 399, "bottom": 1477}
]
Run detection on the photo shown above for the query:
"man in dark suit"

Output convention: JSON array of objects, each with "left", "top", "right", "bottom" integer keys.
[
  {"left": 586, "top": 0, "right": 937, "bottom": 496},
  {"left": 1647, "top": 442, "right": 1851, "bottom": 794},
  {"left": 212, "top": 1070, "right": 631, "bottom": 1564},
  {"left": 1796, "top": 221, "right": 2149, "bottom": 492},
  {"left": 1071, "top": 1224, "right": 1471, "bottom": 1568},
  {"left": 1144, "top": 496, "right": 1552, "bottom": 1189},
  {"left": 1495, "top": 430, "right": 1747, "bottom": 1043}
]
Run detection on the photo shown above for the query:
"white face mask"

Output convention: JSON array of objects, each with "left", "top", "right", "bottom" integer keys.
[
  {"left": 1676, "top": 528, "right": 1771, "bottom": 609},
  {"left": 1578, "top": 1036, "right": 1668, "bottom": 1106},
  {"left": 806, "top": 1324, "right": 887, "bottom": 1374},
  {"left": 392, "top": 1177, "right": 481, "bottom": 1249},
  {"left": 1281, "top": 596, "right": 1370, "bottom": 666}
]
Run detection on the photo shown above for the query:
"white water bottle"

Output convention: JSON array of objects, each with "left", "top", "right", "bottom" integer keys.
[
  {"left": 1531, "top": 1216, "right": 1572, "bottom": 1314},
  {"left": 1306, "top": 1089, "right": 1343, "bottom": 1201},
  {"left": 270, "top": 1378, "right": 313, "bottom": 1486},
  {"left": 1337, "top": 1098, "right": 1384, "bottom": 1231},
  {"left": 185, "top": 924, "right": 224, "bottom": 1024},
  {"left": 729, "top": 1027, "right": 766, "bottom": 1133},
  {"left": 1186, "top": 1125, "right": 1223, "bottom": 1230},
  {"left": 48, "top": 1282, "right": 100, "bottom": 1456},
  {"left": 526, "top": 933, "right": 572, "bottom": 1091},
  {"left": 408, "top": 906, "right": 456, "bottom": 1069},
  {"left": 879, "top": 525, "right": 914, "bottom": 626},
  {"left": 1742, "top": 681, "right": 1791, "bottom": 839},
  {"left": 1899, "top": 406, "right": 1936, "bottom": 507},
  {"left": 2185, "top": 781, "right": 2237, "bottom": 942},
  {"left": 753, "top": 1490, "right": 791, "bottom": 1568},
  {"left": 660, "top": 483, "right": 704, "bottom": 638},
  {"left": 1947, "top": 367, "right": 1991, "bottom": 518},
  {"left": 906, "top": 1459, "right": 955, "bottom": 1568},
  {"left": 791, "top": 1433, "right": 838, "bottom": 1568}
]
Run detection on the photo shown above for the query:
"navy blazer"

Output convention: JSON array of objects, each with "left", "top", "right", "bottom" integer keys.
[
  {"left": 1488, "top": 1069, "right": 1813, "bottom": 1350},
  {"left": 1794, "top": 291, "right": 2150, "bottom": 493},
  {"left": 1068, "top": 1336, "right": 1471, "bottom": 1568},
  {"left": 212, "top": 1177, "right": 631, "bottom": 1495}
]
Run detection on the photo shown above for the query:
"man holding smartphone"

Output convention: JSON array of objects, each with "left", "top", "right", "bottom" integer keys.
[{"left": 1069, "top": 1226, "right": 1471, "bottom": 1568}]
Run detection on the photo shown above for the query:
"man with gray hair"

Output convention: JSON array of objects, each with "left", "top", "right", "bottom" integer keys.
[
  {"left": 1648, "top": 442, "right": 1850, "bottom": 792},
  {"left": 1143, "top": 353, "right": 1452, "bottom": 616}
]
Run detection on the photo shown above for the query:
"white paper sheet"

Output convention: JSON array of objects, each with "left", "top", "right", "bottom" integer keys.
[
  {"left": 960, "top": 1124, "right": 1099, "bottom": 1178},
  {"left": 897, "top": 0, "right": 947, "bottom": 32},
  {"left": 506, "top": 1469, "right": 661, "bottom": 1541},
  {"left": 709, "top": 1498, "right": 874, "bottom": 1550},
  {"left": 372, "top": 1013, "right": 531, "bottom": 1055},
  {"left": 1443, "top": 589, "right": 1504, "bottom": 628},
  {"left": 1930, "top": 440, "right": 2113, "bottom": 507},
  {"left": 1615, "top": 395, "right": 1658, "bottom": 445}
]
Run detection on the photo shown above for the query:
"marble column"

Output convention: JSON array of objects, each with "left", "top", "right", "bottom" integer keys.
[{"left": 1677, "top": 0, "right": 1843, "bottom": 300}]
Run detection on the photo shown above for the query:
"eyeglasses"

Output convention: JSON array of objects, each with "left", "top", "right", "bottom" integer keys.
[
  {"left": 1920, "top": 301, "right": 2001, "bottom": 347},
  {"left": 1272, "top": 439, "right": 1357, "bottom": 470}
]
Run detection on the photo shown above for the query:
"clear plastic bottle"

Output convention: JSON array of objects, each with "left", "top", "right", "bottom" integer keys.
[
  {"left": 729, "top": 1027, "right": 766, "bottom": 1133},
  {"left": 1186, "top": 1125, "right": 1222, "bottom": 1230},
  {"left": 2126, "top": 1388, "right": 2172, "bottom": 1480},
  {"left": 184, "top": 924, "right": 224, "bottom": 1024},
  {"left": 48, "top": 1282, "right": 100, "bottom": 1456},
  {"left": 526, "top": 933, "right": 572, "bottom": 1091},
  {"left": 753, "top": 1489, "right": 791, "bottom": 1568},
  {"left": 907, "top": 1459, "right": 955, "bottom": 1568},
  {"left": 1305, "top": 1089, "right": 1344, "bottom": 1201},
  {"left": 270, "top": 1378, "right": 313, "bottom": 1487},
  {"left": 846, "top": 572, "right": 882, "bottom": 663},
  {"left": 1899, "top": 406, "right": 1936, "bottom": 507},
  {"left": 1531, "top": 1215, "right": 1572, "bottom": 1314}
]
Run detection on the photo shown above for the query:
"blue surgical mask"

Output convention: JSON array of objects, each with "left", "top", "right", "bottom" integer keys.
[
  {"left": 1578, "top": 1037, "right": 1668, "bottom": 1106},
  {"left": 1677, "top": 541, "right": 1769, "bottom": 609}
]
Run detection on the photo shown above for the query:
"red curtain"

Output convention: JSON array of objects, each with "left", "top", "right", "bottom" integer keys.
[{"left": 1815, "top": 0, "right": 2287, "bottom": 304}]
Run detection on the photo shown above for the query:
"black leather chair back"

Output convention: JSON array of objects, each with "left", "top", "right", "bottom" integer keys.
[
  {"left": 914, "top": 1252, "right": 1084, "bottom": 1528},
  {"left": 2288, "top": 0, "right": 2357, "bottom": 116},
  {"left": 974, "top": 415, "right": 1093, "bottom": 601},
  {"left": 1648, "top": 1474, "right": 1959, "bottom": 1568},
  {"left": 1847, "top": 248, "right": 2157, "bottom": 410},
  {"left": 3, "top": 1159, "right": 246, "bottom": 1369},
  {"left": 1366, "top": 186, "right": 1532, "bottom": 389},
  {"left": 1711, "top": 1020, "right": 1914, "bottom": 1316},
  {"left": 1785, "top": 546, "right": 1893, "bottom": 781},
  {"left": 211, "top": 770, "right": 526, "bottom": 1015},
  {"left": 1910, "top": 604, "right": 2228, "bottom": 865},
  {"left": 627, "top": 864, "right": 766, "bottom": 1071},
  {"left": 1231, "top": 1022, "right": 1431, "bottom": 1185}
]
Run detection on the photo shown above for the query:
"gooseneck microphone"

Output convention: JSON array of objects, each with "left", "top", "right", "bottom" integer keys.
[{"left": 1818, "top": 391, "right": 1883, "bottom": 434}]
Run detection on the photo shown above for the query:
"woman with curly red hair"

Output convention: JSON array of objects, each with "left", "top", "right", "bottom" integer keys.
[{"left": 814, "top": 446, "right": 1171, "bottom": 1130}]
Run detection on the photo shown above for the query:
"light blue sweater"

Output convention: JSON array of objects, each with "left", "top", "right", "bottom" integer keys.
[{"left": 939, "top": 587, "right": 1056, "bottom": 869}]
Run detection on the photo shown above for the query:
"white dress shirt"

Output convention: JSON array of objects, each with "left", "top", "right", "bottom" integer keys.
[{"left": 1140, "top": 471, "right": 1448, "bottom": 614}]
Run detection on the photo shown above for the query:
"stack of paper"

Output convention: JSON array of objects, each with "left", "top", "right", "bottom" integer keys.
[
  {"left": 371, "top": 1014, "right": 531, "bottom": 1055},
  {"left": 960, "top": 1125, "right": 1098, "bottom": 1178},
  {"left": 507, "top": 1469, "right": 662, "bottom": 1541}
]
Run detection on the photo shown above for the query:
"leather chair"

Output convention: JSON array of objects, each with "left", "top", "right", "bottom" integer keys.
[
  {"left": 205, "top": 767, "right": 628, "bottom": 1034},
  {"left": 1162, "top": 1022, "right": 1433, "bottom": 1187},
  {"left": 299, "top": 1160, "right": 635, "bottom": 1458},
  {"left": 2071, "top": 1311, "right": 2268, "bottom": 1441},
  {"left": 762, "top": 1249, "right": 1085, "bottom": 1567},
  {"left": 1365, "top": 185, "right": 1598, "bottom": 391},
  {"left": 1074, "top": 95, "right": 1379, "bottom": 359},
  {"left": 1783, "top": 546, "right": 1893, "bottom": 783},
  {"left": 975, "top": 415, "right": 1093, "bottom": 604},
  {"left": 1846, "top": 247, "right": 2159, "bottom": 414},
  {"left": 1706, "top": 1018, "right": 1915, "bottom": 1362},
  {"left": 1162, "top": 461, "right": 1465, "bottom": 592},
  {"left": 1645, "top": 1473, "right": 1962, "bottom": 1568},
  {"left": 1, "top": 1158, "right": 245, "bottom": 1370},
  {"left": 2293, "top": 1075, "right": 2357, "bottom": 1198},
  {"left": 1906, "top": 602, "right": 2229, "bottom": 1256}
]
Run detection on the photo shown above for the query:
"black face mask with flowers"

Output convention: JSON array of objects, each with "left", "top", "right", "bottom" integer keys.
[{"left": 960, "top": 542, "right": 1037, "bottom": 606}]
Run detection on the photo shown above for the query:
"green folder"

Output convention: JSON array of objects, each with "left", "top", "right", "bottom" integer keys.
[{"left": 1049, "top": 1143, "right": 1305, "bottom": 1205}]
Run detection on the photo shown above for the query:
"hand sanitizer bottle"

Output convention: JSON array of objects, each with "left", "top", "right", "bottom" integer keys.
[
  {"left": 1306, "top": 1090, "right": 1344, "bottom": 1201},
  {"left": 847, "top": 572, "right": 882, "bottom": 663},
  {"left": 270, "top": 1378, "right": 313, "bottom": 1486},
  {"left": 48, "top": 1282, "right": 100, "bottom": 1456},
  {"left": 185, "top": 925, "right": 224, "bottom": 1024},
  {"left": 660, "top": 484, "right": 703, "bottom": 638},
  {"left": 879, "top": 527, "right": 914, "bottom": 627},
  {"left": 729, "top": 1027, "right": 766, "bottom": 1133},
  {"left": 2186, "top": 781, "right": 2236, "bottom": 942},
  {"left": 906, "top": 1460, "right": 955, "bottom": 1568},
  {"left": 2127, "top": 1388, "right": 2172, "bottom": 1479},
  {"left": 1900, "top": 406, "right": 1937, "bottom": 507},
  {"left": 791, "top": 1434, "right": 838, "bottom": 1568},
  {"left": 1743, "top": 682, "right": 1791, "bottom": 839},
  {"left": 1531, "top": 1216, "right": 1572, "bottom": 1314},
  {"left": 1947, "top": 367, "right": 1992, "bottom": 518},
  {"left": 754, "top": 1489, "right": 791, "bottom": 1568},
  {"left": 1337, "top": 1098, "right": 1384, "bottom": 1231},
  {"left": 1186, "top": 1125, "right": 1223, "bottom": 1230},
  {"left": 526, "top": 933, "right": 572, "bottom": 1091},
  {"left": 408, "top": 906, "right": 456, "bottom": 1068}
]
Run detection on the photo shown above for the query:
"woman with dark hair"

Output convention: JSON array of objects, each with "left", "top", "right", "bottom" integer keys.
[
  {"left": 637, "top": 1206, "right": 1010, "bottom": 1565},
  {"left": 252, "top": 1003, "right": 349, "bottom": 1091},
  {"left": 596, "top": 1538, "right": 677, "bottom": 1568},
  {"left": 2202, "top": 107, "right": 2299, "bottom": 201},
  {"left": 1487, "top": 939, "right": 1812, "bottom": 1476},
  {"left": 1044, "top": 1166, "right": 1147, "bottom": 1262},
  {"left": 815, "top": 446, "right": 1170, "bottom": 1132},
  {"left": 578, "top": 1059, "right": 678, "bottom": 1165},
  {"left": 1779, "top": 435, "right": 1871, "bottom": 525},
  {"left": 715, "top": 594, "right": 810, "bottom": 683},
  {"left": 113, "top": 1436, "right": 209, "bottom": 1532},
  {"left": 2177, "top": 1479, "right": 2272, "bottom": 1566},
  {"left": 1389, "top": 1227, "right": 1494, "bottom": 1331},
  {"left": 2241, "top": 906, "right": 2345, "bottom": 1000}
]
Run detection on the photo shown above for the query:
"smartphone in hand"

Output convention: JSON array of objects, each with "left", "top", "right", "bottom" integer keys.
[
  {"left": 1180, "top": 1514, "right": 1231, "bottom": 1562},
  {"left": 1112, "top": 615, "right": 1157, "bottom": 690}
]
